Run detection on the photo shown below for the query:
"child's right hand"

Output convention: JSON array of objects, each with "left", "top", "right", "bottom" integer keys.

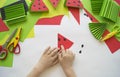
[{"left": 58, "top": 45, "right": 75, "bottom": 70}]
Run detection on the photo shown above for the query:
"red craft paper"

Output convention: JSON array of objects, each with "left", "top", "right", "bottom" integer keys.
[
  {"left": 36, "top": 15, "right": 63, "bottom": 25},
  {"left": 58, "top": 33, "right": 73, "bottom": 49},
  {"left": 115, "top": 0, "right": 120, "bottom": 5},
  {"left": 69, "top": 8, "right": 80, "bottom": 24},
  {"left": 49, "top": 0, "right": 60, "bottom": 8},
  {"left": 31, "top": 0, "right": 48, "bottom": 12},
  {"left": 0, "top": 18, "right": 9, "bottom": 32},
  {"left": 66, "top": 0, "right": 83, "bottom": 8},
  {"left": 84, "top": 9, "right": 98, "bottom": 22},
  {"left": 103, "top": 30, "right": 120, "bottom": 53}
]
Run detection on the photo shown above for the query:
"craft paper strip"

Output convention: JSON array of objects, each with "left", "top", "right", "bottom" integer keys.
[
  {"left": 0, "top": 35, "right": 13, "bottom": 67},
  {"left": 103, "top": 30, "right": 120, "bottom": 53},
  {"left": 36, "top": 15, "right": 63, "bottom": 25},
  {"left": 82, "top": 0, "right": 120, "bottom": 41},
  {"left": 58, "top": 33, "right": 73, "bottom": 49},
  {"left": 0, "top": 18, "right": 9, "bottom": 32},
  {"left": 68, "top": 8, "right": 80, "bottom": 24}
]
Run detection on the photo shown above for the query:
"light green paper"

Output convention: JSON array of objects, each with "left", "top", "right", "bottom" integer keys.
[
  {"left": 82, "top": 0, "right": 120, "bottom": 41},
  {"left": 0, "top": 35, "right": 14, "bottom": 67}
]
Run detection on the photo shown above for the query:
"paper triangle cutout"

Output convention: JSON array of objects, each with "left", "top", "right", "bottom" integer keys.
[
  {"left": 49, "top": 0, "right": 60, "bottom": 8},
  {"left": 0, "top": 18, "right": 9, "bottom": 32},
  {"left": 36, "top": 15, "right": 63, "bottom": 25},
  {"left": 66, "top": 0, "right": 82, "bottom": 8},
  {"left": 103, "top": 30, "right": 120, "bottom": 53},
  {"left": 31, "top": 0, "right": 48, "bottom": 12},
  {"left": 58, "top": 33, "right": 73, "bottom": 49},
  {"left": 89, "top": 23, "right": 106, "bottom": 40},
  {"left": 69, "top": 8, "right": 80, "bottom": 24}
]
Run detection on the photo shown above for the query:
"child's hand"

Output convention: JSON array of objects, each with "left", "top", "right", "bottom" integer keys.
[
  {"left": 58, "top": 45, "right": 75, "bottom": 70},
  {"left": 36, "top": 46, "right": 59, "bottom": 72}
]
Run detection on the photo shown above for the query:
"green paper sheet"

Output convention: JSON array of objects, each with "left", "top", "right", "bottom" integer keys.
[
  {"left": 0, "top": 35, "right": 13, "bottom": 67},
  {"left": 82, "top": 0, "right": 120, "bottom": 41}
]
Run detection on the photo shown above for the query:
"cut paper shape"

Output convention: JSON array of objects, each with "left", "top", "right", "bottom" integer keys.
[
  {"left": 58, "top": 33, "right": 73, "bottom": 49},
  {"left": 89, "top": 23, "right": 106, "bottom": 40},
  {"left": 1, "top": 3, "right": 27, "bottom": 25},
  {"left": 69, "top": 8, "right": 80, "bottom": 24},
  {"left": 103, "top": 30, "right": 120, "bottom": 53},
  {"left": 36, "top": 15, "right": 63, "bottom": 25},
  {"left": 0, "top": 35, "right": 13, "bottom": 67},
  {"left": 0, "top": 18, "right": 9, "bottom": 32},
  {"left": 115, "top": 0, "right": 120, "bottom": 5},
  {"left": 49, "top": 0, "right": 60, "bottom": 8},
  {"left": 82, "top": 0, "right": 120, "bottom": 41},
  {"left": 30, "top": 0, "right": 49, "bottom": 12},
  {"left": 66, "top": 0, "right": 82, "bottom": 8},
  {"left": 91, "top": 0, "right": 104, "bottom": 14},
  {"left": 84, "top": 9, "right": 98, "bottom": 22},
  {"left": 1, "top": 0, "right": 28, "bottom": 20},
  {"left": 99, "top": 0, "right": 119, "bottom": 22}
]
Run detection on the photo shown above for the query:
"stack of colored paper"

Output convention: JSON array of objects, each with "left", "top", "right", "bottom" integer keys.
[{"left": 91, "top": 0, "right": 104, "bottom": 14}]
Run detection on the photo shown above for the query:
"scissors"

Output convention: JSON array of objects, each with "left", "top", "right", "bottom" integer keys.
[
  {"left": 0, "top": 29, "right": 17, "bottom": 60},
  {"left": 8, "top": 27, "right": 22, "bottom": 54},
  {"left": 0, "top": 27, "right": 22, "bottom": 60},
  {"left": 101, "top": 25, "right": 120, "bottom": 41}
]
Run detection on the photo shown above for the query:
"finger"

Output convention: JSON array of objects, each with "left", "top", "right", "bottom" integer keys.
[
  {"left": 58, "top": 53, "right": 62, "bottom": 60},
  {"left": 50, "top": 48, "right": 59, "bottom": 57},
  {"left": 47, "top": 47, "right": 56, "bottom": 55},
  {"left": 52, "top": 59, "right": 59, "bottom": 65},
  {"left": 60, "top": 45, "right": 65, "bottom": 50},
  {"left": 43, "top": 46, "right": 51, "bottom": 55}
]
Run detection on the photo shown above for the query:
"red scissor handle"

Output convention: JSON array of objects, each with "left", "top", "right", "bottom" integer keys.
[
  {"left": 0, "top": 49, "right": 8, "bottom": 60},
  {"left": 8, "top": 43, "right": 20, "bottom": 54},
  {"left": 13, "top": 44, "right": 20, "bottom": 54}
]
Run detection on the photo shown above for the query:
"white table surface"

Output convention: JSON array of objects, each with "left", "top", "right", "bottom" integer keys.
[{"left": 0, "top": 10, "right": 120, "bottom": 77}]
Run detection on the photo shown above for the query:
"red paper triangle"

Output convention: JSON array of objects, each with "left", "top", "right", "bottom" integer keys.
[
  {"left": 115, "top": 0, "right": 120, "bottom": 5},
  {"left": 31, "top": 0, "right": 48, "bottom": 12},
  {"left": 36, "top": 15, "right": 63, "bottom": 25},
  {"left": 0, "top": 18, "right": 9, "bottom": 32},
  {"left": 69, "top": 8, "right": 80, "bottom": 24},
  {"left": 58, "top": 33, "right": 73, "bottom": 49},
  {"left": 103, "top": 30, "right": 120, "bottom": 53},
  {"left": 49, "top": 0, "right": 60, "bottom": 8},
  {"left": 84, "top": 9, "right": 98, "bottom": 22}
]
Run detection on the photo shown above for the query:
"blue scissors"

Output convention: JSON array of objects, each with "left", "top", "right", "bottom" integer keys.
[{"left": 0, "top": 29, "right": 17, "bottom": 60}]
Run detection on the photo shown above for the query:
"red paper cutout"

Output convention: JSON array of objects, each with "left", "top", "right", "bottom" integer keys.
[
  {"left": 66, "top": 0, "right": 82, "bottom": 8},
  {"left": 36, "top": 15, "right": 63, "bottom": 25},
  {"left": 58, "top": 33, "right": 73, "bottom": 49},
  {"left": 84, "top": 9, "right": 98, "bottom": 22},
  {"left": 31, "top": 0, "right": 48, "bottom": 12},
  {"left": 49, "top": 0, "right": 60, "bottom": 8},
  {"left": 103, "top": 30, "right": 120, "bottom": 53},
  {"left": 69, "top": 8, "right": 80, "bottom": 24},
  {"left": 0, "top": 18, "right": 9, "bottom": 32},
  {"left": 115, "top": 0, "right": 120, "bottom": 5}
]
